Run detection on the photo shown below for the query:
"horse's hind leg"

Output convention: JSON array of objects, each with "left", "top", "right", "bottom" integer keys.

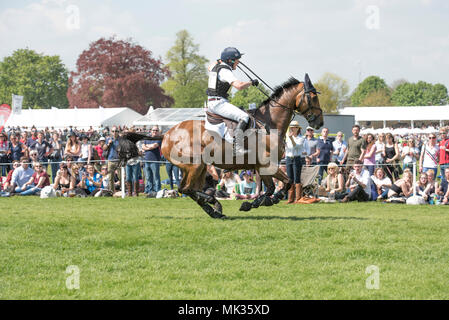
[
  {"left": 179, "top": 164, "right": 226, "bottom": 219},
  {"left": 271, "top": 168, "right": 292, "bottom": 204},
  {"left": 239, "top": 175, "right": 275, "bottom": 212}
]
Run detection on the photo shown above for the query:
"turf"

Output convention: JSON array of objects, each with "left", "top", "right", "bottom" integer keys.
[{"left": 1, "top": 197, "right": 449, "bottom": 300}]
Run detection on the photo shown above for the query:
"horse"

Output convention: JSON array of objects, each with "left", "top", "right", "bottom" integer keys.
[{"left": 120, "top": 74, "right": 323, "bottom": 219}]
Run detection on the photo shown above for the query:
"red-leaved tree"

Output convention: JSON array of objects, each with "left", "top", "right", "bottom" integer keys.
[{"left": 67, "top": 37, "right": 173, "bottom": 114}]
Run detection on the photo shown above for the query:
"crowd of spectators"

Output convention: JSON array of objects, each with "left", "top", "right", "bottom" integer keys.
[{"left": 1, "top": 123, "right": 449, "bottom": 205}]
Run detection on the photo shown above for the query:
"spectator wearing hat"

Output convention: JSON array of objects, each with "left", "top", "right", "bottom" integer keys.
[
  {"left": 64, "top": 132, "right": 81, "bottom": 161},
  {"left": 322, "top": 162, "right": 345, "bottom": 200},
  {"left": 303, "top": 127, "right": 319, "bottom": 164},
  {"left": 316, "top": 127, "right": 334, "bottom": 184},
  {"left": 438, "top": 128, "right": 449, "bottom": 184},
  {"left": 285, "top": 120, "right": 304, "bottom": 204}
]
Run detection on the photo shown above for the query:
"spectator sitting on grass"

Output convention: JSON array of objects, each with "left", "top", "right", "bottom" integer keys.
[
  {"left": 425, "top": 169, "right": 438, "bottom": 197},
  {"left": 15, "top": 162, "right": 50, "bottom": 196},
  {"left": 80, "top": 164, "right": 102, "bottom": 196},
  {"left": 53, "top": 163, "right": 74, "bottom": 196},
  {"left": 323, "top": 162, "right": 345, "bottom": 200},
  {"left": 437, "top": 168, "right": 449, "bottom": 205},
  {"left": 217, "top": 170, "right": 241, "bottom": 199},
  {"left": 414, "top": 174, "right": 431, "bottom": 202},
  {"left": 236, "top": 171, "right": 257, "bottom": 200},
  {"left": 10, "top": 157, "right": 35, "bottom": 194},
  {"left": 371, "top": 167, "right": 392, "bottom": 201},
  {"left": 387, "top": 170, "right": 413, "bottom": 199},
  {"left": 340, "top": 160, "right": 371, "bottom": 203},
  {"left": 2, "top": 160, "right": 20, "bottom": 192}
]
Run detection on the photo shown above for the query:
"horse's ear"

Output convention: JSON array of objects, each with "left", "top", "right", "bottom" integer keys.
[{"left": 304, "top": 73, "right": 317, "bottom": 94}]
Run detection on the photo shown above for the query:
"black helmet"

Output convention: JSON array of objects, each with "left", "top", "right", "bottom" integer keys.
[{"left": 221, "top": 47, "right": 243, "bottom": 61}]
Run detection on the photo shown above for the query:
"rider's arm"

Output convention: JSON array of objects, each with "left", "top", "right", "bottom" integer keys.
[{"left": 231, "top": 80, "right": 252, "bottom": 91}]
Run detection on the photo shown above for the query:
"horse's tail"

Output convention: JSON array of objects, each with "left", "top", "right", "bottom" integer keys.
[{"left": 122, "top": 132, "right": 164, "bottom": 143}]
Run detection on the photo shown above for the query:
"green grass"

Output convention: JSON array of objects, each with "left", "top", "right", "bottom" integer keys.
[{"left": 1, "top": 197, "right": 449, "bottom": 300}]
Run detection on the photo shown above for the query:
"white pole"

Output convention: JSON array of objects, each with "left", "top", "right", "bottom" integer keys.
[
  {"left": 121, "top": 166, "right": 125, "bottom": 199},
  {"left": 413, "top": 162, "right": 417, "bottom": 196}
]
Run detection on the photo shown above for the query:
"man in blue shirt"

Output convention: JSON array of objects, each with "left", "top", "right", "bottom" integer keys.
[
  {"left": 142, "top": 126, "right": 162, "bottom": 194},
  {"left": 316, "top": 127, "right": 334, "bottom": 184},
  {"left": 105, "top": 126, "right": 121, "bottom": 191}
]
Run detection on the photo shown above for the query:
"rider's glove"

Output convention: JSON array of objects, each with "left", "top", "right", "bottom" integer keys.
[{"left": 251, "top": 79, "right": 259, "bottom": 87}]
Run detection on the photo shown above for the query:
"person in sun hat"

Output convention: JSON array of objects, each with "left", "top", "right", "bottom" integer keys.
[{"left": 285, "top": 120, "right": 305, "bottom": 204}]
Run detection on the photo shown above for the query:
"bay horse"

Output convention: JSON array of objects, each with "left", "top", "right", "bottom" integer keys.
[{"left": 121, "top": 74, "right": 323, "bottom": 219}]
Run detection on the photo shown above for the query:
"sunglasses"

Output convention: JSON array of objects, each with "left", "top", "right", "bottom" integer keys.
[
  {"left": 35, "top": 165, "right": 42, "bottom": 168},
  {"left": 430, "top": 137, "right": 436, "bottom": 139}
]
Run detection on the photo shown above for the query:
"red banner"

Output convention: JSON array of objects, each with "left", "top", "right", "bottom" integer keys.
[{"left": 0, "top": 104, "right": 12, "bottom": 133}]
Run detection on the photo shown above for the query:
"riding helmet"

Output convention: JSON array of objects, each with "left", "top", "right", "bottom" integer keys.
[{"left": 221, "top": 47, "right": 244, "bottom": 61}]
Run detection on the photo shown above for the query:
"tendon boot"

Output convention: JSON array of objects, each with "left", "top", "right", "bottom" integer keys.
[
  {"left": 294, "top": 184, "right": 303, "bottom": 204},
  {"left": 287, "top": 184, "right": 295, "bottom": 204},
  {"left": 133, "top": 182, "right": 139, "bottom": 197},
  {"left": 233, "top": 120, "right": 249, "bottom": 157},
  {"left": 125, "top": 181, "right": 132, "bottom": 197}
]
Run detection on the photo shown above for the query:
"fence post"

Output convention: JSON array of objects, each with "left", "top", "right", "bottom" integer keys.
[
  {"left": 413, "top": 162, "right": 417, "bottom": 196},
  {"left": 121, "top": 166, "right": 125, "bottom": 199}
]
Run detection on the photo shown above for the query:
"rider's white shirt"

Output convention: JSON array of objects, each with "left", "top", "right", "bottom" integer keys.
[{"left": 217, "top": 63, "right": 238, "bottom": 85}]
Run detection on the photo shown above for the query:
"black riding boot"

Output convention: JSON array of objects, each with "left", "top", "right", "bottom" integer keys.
[{"left": 234, "top": 120, "right": 248, "bottom": 156}]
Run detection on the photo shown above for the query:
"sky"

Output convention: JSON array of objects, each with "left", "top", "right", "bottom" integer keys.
[{"left": 0, "top": 0, "right": 448, "bottom": 93}]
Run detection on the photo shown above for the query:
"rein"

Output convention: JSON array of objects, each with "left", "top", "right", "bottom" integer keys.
[{"left": 237, "top": 63, "right": 322, "bottom": 122}]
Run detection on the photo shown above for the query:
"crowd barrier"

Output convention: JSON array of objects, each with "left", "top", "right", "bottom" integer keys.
[{"left": 1, "top": 158, "right": 429, "bottom": 199}]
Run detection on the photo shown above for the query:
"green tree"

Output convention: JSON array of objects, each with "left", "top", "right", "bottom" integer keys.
[
  {"left": 351, "top": 75, "right": 390, "bottom": 106},
  {"left": 161, "top": 30, "right": 208, "bottom": 108},
  {"left": 229, "top": 85, "right": 270, "bottom": 108},
  {"left": 314, "top": 72, "right": 349, "bottom": 113},
  {"left": 361, "top": 88, "right": 392, "bottom": 106},
  {"left": 0, "top": 49, "right": 68, "bottom": 109},
  {"left": 391, "top": 81, "right": 448, "bottom": 106}
]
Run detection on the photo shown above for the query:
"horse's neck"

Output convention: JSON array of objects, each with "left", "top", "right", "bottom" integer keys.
[{"left": 258, "top": 100, "right": 294, "bottom": 136}]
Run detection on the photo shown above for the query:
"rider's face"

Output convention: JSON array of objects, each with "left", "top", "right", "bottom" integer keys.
[{"left": 232, "top": 59, "right": 240, "bottom": 70}]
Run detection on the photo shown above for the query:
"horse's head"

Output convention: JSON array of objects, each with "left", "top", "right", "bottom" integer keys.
[{"left": 294, "top": 74, "right": 323, "bottom": 130}]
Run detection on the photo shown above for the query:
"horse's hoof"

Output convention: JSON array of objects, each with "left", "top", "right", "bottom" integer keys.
[
  {"left": 271, "top": 197, "right": 280, "bottom": 205},
  {"left": 239, "top": 202, "right": 253, "bottom": 212}
]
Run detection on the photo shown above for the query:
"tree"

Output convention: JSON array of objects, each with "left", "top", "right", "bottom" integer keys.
[
  {"left": 230, "top": 85, "right": 270, "bottom": 108},
  {"left": 361, "top": 88, "right": 392, "bottom": 106},
  {"left": 161, "top": 30, "right": 208, "bottom": 108},
  {"left": 391, "top": 81, "right": 448, "bottom": 106},
  {"left": 68, "top": 37, "right": 172, "bottom": 114},
  {"left": 0, "top": 49, "right": 68, "bottom": 109},
  {"left": 350, "top": 75, "right": 390, "bottom": 106},
  {"left": 314, "top": 72, "right": 350, "bottom": 113}
]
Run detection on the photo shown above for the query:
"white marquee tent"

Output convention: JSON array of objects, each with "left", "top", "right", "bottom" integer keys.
[
  {"left": 339, "top": 106, "right": 449, "bottom": 128},
  {"left": 5, "top": 106, "right": 143, "bottom": 130}
]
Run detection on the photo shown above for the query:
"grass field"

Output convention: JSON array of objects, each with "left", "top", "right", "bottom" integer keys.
[{"left": 1, "top": 197, "right": 449, "bottom": 300}]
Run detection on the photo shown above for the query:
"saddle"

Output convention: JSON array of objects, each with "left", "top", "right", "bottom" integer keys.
[{"left": 205, "top": 110, "right": 267, "bottom": 138}]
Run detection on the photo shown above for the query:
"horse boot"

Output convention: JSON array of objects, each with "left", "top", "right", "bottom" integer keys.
[
  {"left": 287, "top": 184, "right": 295, "bottom": 204},
  {"left": 233, "top": 120, "right": 249, "bottom": 157},
  {"left": 133, "top": 181, "right": 139, "bottom": 197},
  {"left": 294, "top": 184, "right": 303, "bottom": 204}
]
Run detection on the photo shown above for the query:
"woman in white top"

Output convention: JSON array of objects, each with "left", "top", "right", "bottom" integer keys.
[
  {"left": 375, "top": 133, "right": 386, "bottom": 166},
  {"left": 419, "top": 134, "right": 439, "bottom": 177},
  {"left": 218, "top": 170, "right": 241, "bottom": 199},
  {"left": 78, "top": 135, "right": 92, "bottom": 164},
  {"left": 401, "top": 139, "right": 419, "bottom": 171},
  {"left": 285, "top": 121, "right": 305, "bottom": 204}
]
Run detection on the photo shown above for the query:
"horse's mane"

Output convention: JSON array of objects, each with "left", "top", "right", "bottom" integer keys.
[{"left": 260, "top": 77, "right": 301, "bottom": 107}]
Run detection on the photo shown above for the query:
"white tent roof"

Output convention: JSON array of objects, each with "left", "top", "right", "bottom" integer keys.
[
  {"left": 133, "top": 107, "right": 205, "bottom": 126},
  {"left": 5, "top": 107, "right": 143, "bottom": 129},
  {"left": 339, "top": 106, "right": 449, "bottom": 122}
]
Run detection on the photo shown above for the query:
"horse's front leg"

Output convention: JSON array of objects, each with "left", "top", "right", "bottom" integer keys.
[
  {"left": 271, "top": 168, "right": 292, "bottom": 204},
  {"left": 239, "top": 175, "right": 275, "bottom": 212}
]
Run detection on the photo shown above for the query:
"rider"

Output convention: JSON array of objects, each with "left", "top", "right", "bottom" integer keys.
[{"left": 206, "top": 47, "right": 259, "bottom": 155}]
